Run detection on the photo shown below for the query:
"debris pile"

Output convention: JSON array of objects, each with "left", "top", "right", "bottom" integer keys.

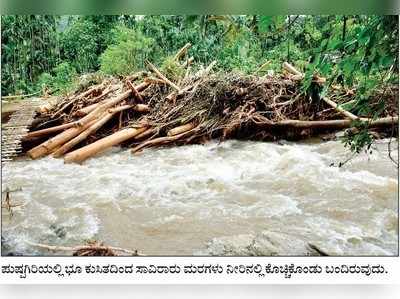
[{"left": 24, "top": 44, "right": 398, "bottom": 164}]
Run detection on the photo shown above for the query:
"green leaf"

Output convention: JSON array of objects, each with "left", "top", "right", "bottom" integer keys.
[
  {"left": 358, "top": 29, "right": 371, "bottom": 45},
  {"left": 327, "top": 38, "right": 342, "bottom": 50}
]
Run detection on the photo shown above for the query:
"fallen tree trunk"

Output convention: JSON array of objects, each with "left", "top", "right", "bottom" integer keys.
[
  {"left": 77, "top": 90, "right": 132, "bottom": 127},
  {"left": 321, "top": 97, "right": 361, "bottom": 121},
  {"left": 77, "top": 82, "right": 150, "bottom": 127},
  {"left": 167, "top": 122, "right": 195, "bottom": 136},
  {"left": 132, "top": 104, "right": 150, "bottom": 113},
  {"left": 126, "top": 80, "right": 144, "bottom": 102},
  {"left": 264, "top": 116, "right": 398, "bottom": 129},
  {"left": 54, "top": 103, "right": 149, "bottom": 157},
  {"left": 133, "top": 128, "right": 157, "bottom": 140},
  {"left": 174, "top": 43, "right": 191, "bottom": 61},
  {"left": 52, "top": 112, "right": 115, "bottom": 157},
  {"left": 144, "top": 77, "right": 167, "bottom": 85},
  {"left": 132, "top": 128, "right": 197, "bottom": 153},
  {"left": 283, "top": 62, "right": 303, "bottom": 77},
  {"left": 146, "top": 60, "right": 181, "bottom": 92},
  {"left": 27, "top": 119, "right": 97, "bottom": 159},
  {"left": 73, "top": 103, "right": 99, "bottom": 117},
  {"left": 108, "top": 104, "right": 150, "bottom": 114},
  {"left": 64, "top": 127, "right": 147, "bottom": 164},
  {"left": 24, "top": 122, "right": 77, "bottom": 139}
]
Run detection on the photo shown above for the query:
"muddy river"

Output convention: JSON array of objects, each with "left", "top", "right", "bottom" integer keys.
[{"left": 1, "top": 139, "right": 398, "bottom": 256}]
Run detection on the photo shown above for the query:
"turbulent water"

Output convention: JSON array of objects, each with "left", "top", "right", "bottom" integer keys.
[{"left": 1, "top": 138, "right": 398, "bottom": 256}]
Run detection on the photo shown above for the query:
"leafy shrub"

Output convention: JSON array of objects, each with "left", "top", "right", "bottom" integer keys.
[
  {"left": 36, "top": 72, "right": 54, "bottom": 91},
  {"left": 218, "top": 28, "right": 262, "bottom": 74},
  {"left": 35, "top": 62, "right": 77, "bottom": 94},
  {"left": 60, "top": 19, "right": 100, "bottom": 73},
  {"left": 100, "top": 26, "right": 155, "bottom": 76},
  {"left": 160, "top": 56, "right": 185, "bottom": 81}
]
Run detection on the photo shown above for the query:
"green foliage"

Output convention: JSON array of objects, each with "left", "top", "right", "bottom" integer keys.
[
  {"left": 1, "top": 15, "right": 59, "bottom": 95},
  {"left": 160, "top": 56, "right": 185, "bottom": 81},
  {"left": 258, "top": 16, "right": 273, "bottom": 33},
  {"left": 36, "top": 72, "right": 54, "bottom": 90},
  {"left": 99, "top": 26, "right": 155, "bottom": 76},
  {"left": 35, "top": 62, "right": 77, "bottom": 94},
  {"left": 52, "top": 62, "right": 77, "bottom": 92},
  {"left": 60, "top": 18, "right": 100, "bottom": 73},
  {"left": 300, "top": 15, "right": 398, "bottom": 154},
  {"left": 218, "top": 27, "right": 262, "bottom": 73},
  {"left": 342, "top": 123, "right": 373, "bottom": 154}
]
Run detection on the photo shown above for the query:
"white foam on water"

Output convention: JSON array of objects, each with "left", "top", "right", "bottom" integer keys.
[{"left": 1, "top": 139, "right": 398, "bottom": 255}]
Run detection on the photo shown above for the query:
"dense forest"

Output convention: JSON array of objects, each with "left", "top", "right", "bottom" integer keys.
[{"left": 2, "top": 15, "right": 398, "bottom": 96}]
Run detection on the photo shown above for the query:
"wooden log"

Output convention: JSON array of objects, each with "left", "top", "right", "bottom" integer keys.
[
  {"left": 282, "top": 62, "right": 325, "bottom": 84},
  {"left": 283, "top": 62, "right": 303, "bottom": 77},
  {"left": 132, "top": 104, "right": 150, "bottom": 113},
  {"left": 321, "top": 97, "right": 361, "bottom": 121},
  {"left": 27, "top": 119, "right": 97, "bottom": 159},
  {"left": 126, "top": 80, "right": 143, "bottom": 102},
  {"left": 77, "top": 82, "right": 149, "bottom": 127},
  {"left": 146, "top": 60, "right": 181, "bottom": 92},
  {"left": 108, "top": 104, "right": 131, "bottom": 114},
  {"left": 174, "top": 43, "right": 191, "bottom": 61},
  {"left": 132, "top": 81, "right": 150, "bottom": 92},
  {"left": 144, "top": 77, "right": 167, "bottom": 85},
  {"left": 132, "top": 128, "right": 196, "bottom": 153},
  {"left": 73, "top": 103, "right": 99, "bottom": 117},
  {"left": 167, "top": 123, "right": 195, "bottom": 136},
  {"left": 133, "top": 128, "right": 157, "bottom": 140},
  {"left": 52, "top": 112, "right": 115, "bottom": 157},
  {"left": 64, "top": 127, "right": 147, "bottom": 164},
  {"left": 52, "top": 83, "right": 103, "bottom": 118},
  {"left": 76, "top": 91, "right": 131, "bottom": 127},
  {"left": 25, "top": 122, "right": 77, "bottom": 139},
  {"left": 108, "top": 104, "right": 150, "bottom": 114},
  {"left": 263, "top": 116, "right": 398, "bottom": 129}
]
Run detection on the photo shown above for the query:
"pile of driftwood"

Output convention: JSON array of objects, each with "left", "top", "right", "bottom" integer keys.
[{"left": 24, "top": 44, "right": 398, "bottom": 164}]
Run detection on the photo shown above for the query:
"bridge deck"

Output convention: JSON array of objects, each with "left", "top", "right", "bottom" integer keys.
[{"left": 1, "top": 98, "right": 44, "bottom": 164}]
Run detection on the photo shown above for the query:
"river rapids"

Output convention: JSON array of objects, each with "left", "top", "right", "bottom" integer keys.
[{"left": 1, "top": 139, "right": 398, "bottom": 256}]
